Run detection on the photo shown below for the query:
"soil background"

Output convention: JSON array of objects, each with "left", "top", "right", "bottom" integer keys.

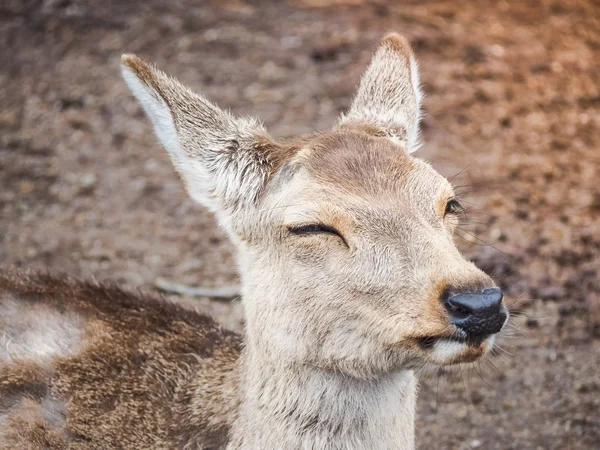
[{"left": 1, "top": 0, "right": 599, "bottom": 448}]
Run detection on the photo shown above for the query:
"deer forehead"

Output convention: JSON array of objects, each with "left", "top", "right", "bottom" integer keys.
[{"left": 266, "top": 133, "right": 454, "bottom": 227}]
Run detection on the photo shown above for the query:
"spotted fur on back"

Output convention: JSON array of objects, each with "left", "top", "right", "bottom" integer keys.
[{"left": 0, "top": 270, "right": 240, "bottom": 449}]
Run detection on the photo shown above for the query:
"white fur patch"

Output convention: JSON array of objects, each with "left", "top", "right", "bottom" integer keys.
[
  {"left": 430, "top": 335, "right": 496, "bottom": 365},
  {"left": 430, "top": 340, "right": 466, "bottom": 364},
  {"left": 0, "top": 396, "right": 69, "bottom": 445},
  {"left": 0, "top": 296, "right": 86, "bottom": 363},
  {"left": 121, "top": 66, "right": 180, "bottom": 158},
  {"left": 121, "top": 66, "right": 212, "bottom": 209}
]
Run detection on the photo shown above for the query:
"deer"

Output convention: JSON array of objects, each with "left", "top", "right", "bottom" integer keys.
[{"left": 0, "top": 33, "right": 509, "bottom": 449}]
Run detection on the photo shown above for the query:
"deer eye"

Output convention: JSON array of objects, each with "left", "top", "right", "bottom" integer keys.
[
  {"left": 289, "top": 223, "right": 348, "bottom": 247},
  {"left": 444, "top": 199, "right": 464, "bottom": 217}
]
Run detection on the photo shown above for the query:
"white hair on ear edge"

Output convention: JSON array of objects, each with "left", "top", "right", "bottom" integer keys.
[{"left": 120, "top": 54, "right": 282, "bottom": 223}]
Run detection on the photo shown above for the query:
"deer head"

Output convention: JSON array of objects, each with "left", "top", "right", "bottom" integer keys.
[{"left": 122, "top": 33, "right": 508, "bottom": 379}]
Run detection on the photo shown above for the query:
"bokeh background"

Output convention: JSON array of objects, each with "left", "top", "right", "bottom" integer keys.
[{"left": 1, "top": 0, "right": 599, "bottom": 448}]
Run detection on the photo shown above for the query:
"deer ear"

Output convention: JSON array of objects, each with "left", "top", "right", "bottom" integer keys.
[
  {"left": 121, "top": 54, "right": 281, "bottom": 218},
  {"left": 339, "top": 33, "right": 423, "bottom": 153}
]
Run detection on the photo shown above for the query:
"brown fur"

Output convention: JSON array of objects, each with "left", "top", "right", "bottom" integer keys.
[
  {"left": 380, "top": 33, "right": 414, "bottom": 61},
  {"left": 0, "top": 270, "right": 240, "bottom": 449}
]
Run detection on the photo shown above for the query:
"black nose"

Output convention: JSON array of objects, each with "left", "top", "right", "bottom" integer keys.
[{"left": 444, "top": 287, "right": 507, "bottom": 337}]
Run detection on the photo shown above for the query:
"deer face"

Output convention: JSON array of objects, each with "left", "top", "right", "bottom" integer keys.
[{"left": 122, "top": 34, "right": 508, "bottom": 379}]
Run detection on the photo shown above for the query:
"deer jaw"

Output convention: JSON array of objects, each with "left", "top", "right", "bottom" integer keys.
[{"left": 122, "top": 33, "right": 508, "bottom": 449}]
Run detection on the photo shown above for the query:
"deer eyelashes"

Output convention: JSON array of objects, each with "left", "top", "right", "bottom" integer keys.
[
  {"left": 444, "top": 199, "right": 464, "bottom": 218},
  {"left": 288, "top": 223, "right": 349, "bottom": 248}
]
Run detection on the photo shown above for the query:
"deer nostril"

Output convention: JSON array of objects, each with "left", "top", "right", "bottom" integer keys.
[
  {"left": 443, "top": 287, "right": 506, "bottom": 337},
  {"left": 444, "top": 300, "right": 472, "bottom": 319}
]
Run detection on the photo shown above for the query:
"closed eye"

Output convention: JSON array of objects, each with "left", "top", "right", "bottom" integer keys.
[{"left": 288, "top": 223, "right": 348, "bottom": 247}]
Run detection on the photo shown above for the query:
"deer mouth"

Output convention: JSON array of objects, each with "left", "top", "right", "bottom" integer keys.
[{"left": 416, "top": 333, "right": 487, "bottom": 350}]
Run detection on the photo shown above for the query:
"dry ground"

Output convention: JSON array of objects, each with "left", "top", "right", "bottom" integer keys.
[{"left": 1, "top": 0, "right": 599, "bottom": 448}]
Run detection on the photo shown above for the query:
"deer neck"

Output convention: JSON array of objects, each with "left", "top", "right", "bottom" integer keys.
[{"left": 228, "top": 343, "right": 417, "bottom": 450}]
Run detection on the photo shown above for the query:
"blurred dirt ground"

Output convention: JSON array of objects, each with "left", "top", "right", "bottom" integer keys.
[{"left": 1, "top": 0, "right": 599, "bottom": 448}]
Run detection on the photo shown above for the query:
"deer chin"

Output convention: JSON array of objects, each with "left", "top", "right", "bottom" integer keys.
[{"left": 416, "top": 334, "right": 496, "bottom": 366}]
